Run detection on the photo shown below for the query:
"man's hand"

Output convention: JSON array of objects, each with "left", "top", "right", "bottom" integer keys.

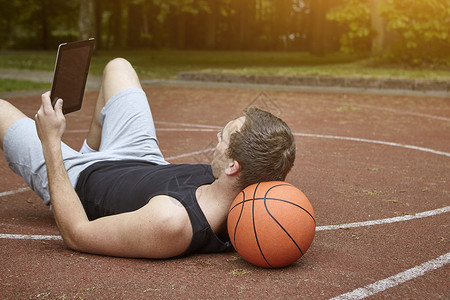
[{"left": 35, "top": 91, "right": 66, "bottom": 148}]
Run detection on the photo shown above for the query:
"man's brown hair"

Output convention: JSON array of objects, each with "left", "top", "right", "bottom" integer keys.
[{"left": 227, "top": 107, "right": 296, "bottom": 189}]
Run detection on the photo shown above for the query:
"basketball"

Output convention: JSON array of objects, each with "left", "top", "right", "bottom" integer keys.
[{"left": 227, "top": 181, "right": 316, "bottom": 268}]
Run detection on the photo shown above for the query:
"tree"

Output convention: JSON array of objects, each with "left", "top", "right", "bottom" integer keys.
[
  {"left": 379, "top": 0, "right": 450, "bottom": 64},
  {"left": 0, "top": 0, "right": 78, "bottom": 49},
  {"left": 327, "top": 0, "right": 373, "bottom": 56},
  {"left": 0, "top": 0, "right": 22, "bottom": 48}
]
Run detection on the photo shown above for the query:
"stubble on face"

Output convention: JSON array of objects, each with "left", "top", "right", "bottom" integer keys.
[{"left": 211, "top": 117, "right": 245, "bottom": 179}]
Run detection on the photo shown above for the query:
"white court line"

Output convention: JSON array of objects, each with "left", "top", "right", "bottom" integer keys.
[
  {"left": 157, "top": 128, "right": 216, "bottom": 132},
  {"left": 335, "top": 101, "right": 450, "bottom": 122},
  {"left": 357, "top": 106, "right": 450, "bottom": 122},
  {"left": 294, "top": 133, "right": 450, "bottom": 158},
  {"left": 0, "top": 234, "right": 62, "bottom": 240},
  {"left": 1, "top": 206, "right": 447, "bottom": 242},
  {"left": 155, "top": 121, "right": 222, "bottom": 129},
  {"left": 0, "top": 187, "right": 30, "bottom": 197},
  {"left": 330, "top": 252, "right": 450, "bottom": 300},
  {"left": 316, "top": 206, "right": 450, "bottom": 231},
  {"left": 165, "top": 147, "right": 215, "bottom": 161}
]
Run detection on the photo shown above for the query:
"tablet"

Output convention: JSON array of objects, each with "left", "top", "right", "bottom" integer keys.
[{"left": 50, "top": 38, "right": 95, "bottom": 114}]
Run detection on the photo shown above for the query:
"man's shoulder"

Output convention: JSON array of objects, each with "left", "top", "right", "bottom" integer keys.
[{"left": 140, "top": 194, "right": 193, "bottom": 248}]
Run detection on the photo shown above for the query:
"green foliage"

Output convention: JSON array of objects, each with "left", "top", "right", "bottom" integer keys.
[
  {"left": 379, "top": 0, "right": 450, "bottom": 65},
  {"left": 1, "top": 0, "right": 449, "bottom": 68},
  {"left": 327, "top": 0, "right": 373, "bottom": 56},
  {"left": 0, "top": 0, "right": 79, "bottom": 49},
  {"left": 0, "top": 0, "right": 325, "bottom": 52}
]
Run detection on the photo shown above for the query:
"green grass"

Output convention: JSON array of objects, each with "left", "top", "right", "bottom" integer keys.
[
  {"left": 83, "top": 50, "right": 360, "bottom": 79},
  {"left": 0, "top": 79, "right": 50, "bottom": 92},
  {"left": 1, "top": 49, "right": 449, "bottom": 92},
  {"left": 201, "top": 63, "right": 450, "bottom": 80}
]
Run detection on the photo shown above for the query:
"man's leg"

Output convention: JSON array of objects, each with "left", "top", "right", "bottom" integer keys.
[
  {"left": 0, "top": 100, "right": 28, "bottom": 150},
  {"left": 85, "top": 58, "right": 143, "bottom": 151},
  {"left": 0, "top": 99, "right": 54, "bottom": 203}
]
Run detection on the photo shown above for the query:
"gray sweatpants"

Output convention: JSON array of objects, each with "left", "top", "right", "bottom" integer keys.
[{"left": 3, "top": 88, "right": 168, "bottom": 205}]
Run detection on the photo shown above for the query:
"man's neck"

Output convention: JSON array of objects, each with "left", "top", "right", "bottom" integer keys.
[{"left": 196, "top": 179, "right": 240, "bottom": 234}]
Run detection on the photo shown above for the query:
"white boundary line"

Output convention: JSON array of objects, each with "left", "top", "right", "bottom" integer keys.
[
  {"left": 165, "top": 147, "right": 215, "bottom": 161},
  {"left": 0, "top": 187, "right": 30, "bottom": 197},
  {"left": 0, "top": 234, "right": 62, "bottom": 240},
  {"left": 329, "top": 100, "right": 450, "bottom": 122},
  {"left": 294, "top": 133, "right": 450, "bottom": 158},
  {"left": 330, "top": 252, "right": 450, "bottom": 300},
  {"left": 353, "top": 105, "right": 450, "bottom": 122},
  {"left": 155, "top": 121, "right": 222, "bottom": 129},
  {"left": 1, "top": 206, "right": 448, "bottom": 242},
  {"left": 157, "top": 128, "right": 216, "bottom": 132},
  {"left": 316, "top": 206, "right": 450, "bottom": 231}
]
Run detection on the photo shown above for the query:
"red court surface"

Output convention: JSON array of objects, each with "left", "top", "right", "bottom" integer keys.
[{"left": 1, "top": 85, "right": 449, "bottom": 299}]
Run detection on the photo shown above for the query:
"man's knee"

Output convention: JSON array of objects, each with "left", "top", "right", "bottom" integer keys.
[
  {"left": 100, "top": 58, "right": 142, "bottom": 102},
  {"left": 0, "top": 99, "right": 27, "bottom": 123},
  {"left": 103, "top": 58, "right": 133, "bottom": 75},
  {"left": 0, "top": 99, "right": 27, "bottom": 148}
]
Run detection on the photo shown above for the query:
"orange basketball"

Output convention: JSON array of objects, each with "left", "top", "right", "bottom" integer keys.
[{"left": 227, "top": 181, "right": 316, "bottom": 268}]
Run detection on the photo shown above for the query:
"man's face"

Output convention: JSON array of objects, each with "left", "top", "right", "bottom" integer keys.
[{"left": 211, "top": 116, "right": 245, "bottom": 179}]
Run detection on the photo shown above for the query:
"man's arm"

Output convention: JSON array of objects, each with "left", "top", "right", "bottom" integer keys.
[
  {"left": 35, "top": 92, "right": 192, "bottom": 258},
  {"left": 35, "top": 92, "right": 84, "bottom": 245}
]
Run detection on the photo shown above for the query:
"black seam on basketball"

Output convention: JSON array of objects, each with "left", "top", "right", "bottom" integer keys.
[
  {"left": 228, "top": 184, "right": 290, "bottom": 212},
  {"left": 240, "top": 197, "right": 316, "bottom": 224},
  {"left": 252, "top": 183, "right": 273, "bottom": 268},
  {"left": 263, "top": 186, "right": 304, "bottom": 256},
  {"left": 232, "top": 190, "right": 246, "bottom": 249}
]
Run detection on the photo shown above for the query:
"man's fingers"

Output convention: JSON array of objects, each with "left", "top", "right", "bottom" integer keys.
[
  {"left": 54, "top": 98, "right": 64, "bottom": 116},
  {"left": 40, "top": 92, "right": 64, "bottom": 115},
  {"left": 40, "top": 92, "right": 53, "bottom": 112},
  {"left": 41, "top": 91, "right": 51, "bottom": 103}
]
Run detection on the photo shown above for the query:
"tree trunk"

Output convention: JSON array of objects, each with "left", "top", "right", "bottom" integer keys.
[
  {"left": 308, "top": 0, "right": 341, "bottom": 55},
  {"left": 176, "top": 12, "right": 187, "bottom": 49},
  {"left": 238, "top": 0, "right": 256, "bottom": 49},
  {"left": 205, "top": 0, "right": 218, "bottom": 49},
  {"left": 111, "top": 1, "right": 123, "bottom": 48},
  {"left": 94, "top": 0, "right": 103, "bottom": 49},
  {"left": 147, "top": 1, "right": 162, "bottom": 48},
  {"left": 127, "top": 2, "right": 143, "bottom": 48},
  {"left": 39, "top": 0, "right": 50, "bottom": 49},
  {"left": 78, "top": 0, "right": 95, "bottom": 41},
  {"left": 370, "top": 0, "right": 385, "bottom": 56},
  {"left": 309, "top": 0, "right": 326, "bottom": 55}
]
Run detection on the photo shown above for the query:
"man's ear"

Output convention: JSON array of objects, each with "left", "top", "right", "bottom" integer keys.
[{"left": 225, "top": 159, "right": 240, "bottom": 176}]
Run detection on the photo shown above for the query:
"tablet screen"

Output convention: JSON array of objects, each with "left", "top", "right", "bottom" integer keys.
[{"left": 50, "top": 39, "right": 95, "bottom": 114}]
